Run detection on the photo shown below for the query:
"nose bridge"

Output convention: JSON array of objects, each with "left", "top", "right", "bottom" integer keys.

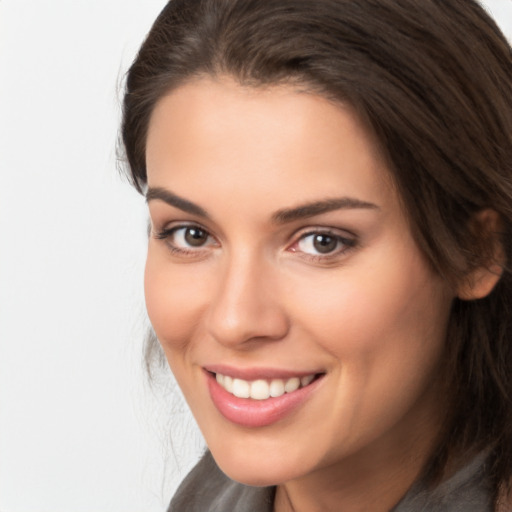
[{"left": 206, "top": 247, "right": 289, "bottom": 347}]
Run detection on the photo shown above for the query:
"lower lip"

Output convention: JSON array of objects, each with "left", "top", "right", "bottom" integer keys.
[{"left": 206, "top": 372, "right": 323, "bottom": 428}]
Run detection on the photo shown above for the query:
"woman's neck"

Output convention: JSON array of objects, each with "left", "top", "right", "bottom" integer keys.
[
  {"left": 273, "top": 392, "right": 445, "bottom": 512},
  {"left": 274, "top": 454, "right": 423, "bottom": 512}
]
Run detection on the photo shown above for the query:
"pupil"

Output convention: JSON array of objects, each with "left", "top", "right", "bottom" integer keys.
[
  {"left": 313, "top": 234, "right": 337, "bottom": 254},
  {"left": 185, "top": 227, "right": 207, "bottom": 247}
]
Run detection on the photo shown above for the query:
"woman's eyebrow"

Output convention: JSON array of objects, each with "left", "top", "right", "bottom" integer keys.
[
  {"left": 146, "top": 187, "right": 209, "bottom": 218},
  {"left": 146, "top": 187, "right": 378, "bottom": 223},
  {"left": 272, "top": 197, "right": 379, "bottom": 224}
]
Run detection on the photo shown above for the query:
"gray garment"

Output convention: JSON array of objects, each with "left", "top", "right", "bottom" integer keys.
[
  {"left": 169, "top": 451, "right": 274, "bottom": 512},
  {"left": 391, "top": 451, "right": 492, "bottom": 512},
  {"left": 168, "top": 451, "right": 492, "bottom": 512}
]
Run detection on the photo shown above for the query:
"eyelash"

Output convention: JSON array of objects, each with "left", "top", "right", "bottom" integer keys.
[
  {"left": 153, "top": 224, "right": 357, "bottom": 262},
  {"left": 289, "top": 229, "right": 357, "bottom": 262},
  {"left": 153, "top": 224, "right": 218, "bottom": 256}
]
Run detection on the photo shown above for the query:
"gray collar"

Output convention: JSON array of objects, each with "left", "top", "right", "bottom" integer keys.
[
  {"left": 169, "top": 451, "right": 492, "bottom": 512},
  {"left": 392, "top": 451, "right": 492, "bottom": 512}
]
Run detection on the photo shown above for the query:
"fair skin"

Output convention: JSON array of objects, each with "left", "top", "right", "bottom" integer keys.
[{"left": 144, "top": 77, "right": 455, "bottom": 512}]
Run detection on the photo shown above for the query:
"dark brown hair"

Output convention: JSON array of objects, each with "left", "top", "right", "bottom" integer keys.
[{"left": 121, "top": 0, "right": 512, "bottom": 505}]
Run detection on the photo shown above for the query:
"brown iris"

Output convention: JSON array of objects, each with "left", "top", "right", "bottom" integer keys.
[
  {"left": 312, "top": 234, "right": 338, "bottom": 254},
  {"left": 184, "top": 227, "right": 209, "bottom": 247}
]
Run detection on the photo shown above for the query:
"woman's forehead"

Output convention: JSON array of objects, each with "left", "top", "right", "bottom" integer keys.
[{"left": 146, "top": 77, "right": 394, "bottom": 201}]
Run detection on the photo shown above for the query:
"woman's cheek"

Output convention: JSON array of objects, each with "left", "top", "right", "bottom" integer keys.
[
  {"left": 285, "top": 269, "right": 377, "bottom": 355},
  {"left": 144, "top": 252, "right": 205, "bottom": 350}
]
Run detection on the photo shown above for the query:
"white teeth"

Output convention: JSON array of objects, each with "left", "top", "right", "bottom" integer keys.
[
  {"left": 232, "top": 378, "right": 250, "bottom": 398},
  {"left": 269, "top": 379, "right": 285, "bottom": 398},
  {"left": 301, "top": 375, "right": 314, "bottom": 387},
  {"left": 215, "top": 373, "right": 316, "bottom": 400},
  {"left": 284, "top": 377, "right": 300, "bottom": 393},
  {"left": 224, "top": 375, "right": 233, "bottom": 393},
  {"left": 250, "top": 380, "right": 270, "bottom": 400}
]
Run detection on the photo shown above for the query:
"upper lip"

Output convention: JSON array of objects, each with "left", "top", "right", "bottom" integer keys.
[{"left": 203, "top": 364, "right": 323, "bottom": 381}]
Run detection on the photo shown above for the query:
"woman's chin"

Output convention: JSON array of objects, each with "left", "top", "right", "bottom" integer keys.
[
  {"left": 210, "top": 447, "right": 305, "bottom": 487},
  {"left": 217, "top": 462, "right": 292, "bottom": 487}
]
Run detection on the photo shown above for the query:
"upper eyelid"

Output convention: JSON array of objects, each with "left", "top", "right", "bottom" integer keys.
[
  {"left": 291, "top": 231, "right": 356, "bottom": 249},
  {"left": 290, "top": 225, "right": 357, "bottom": 242},
  {"left": 157, "top": 224, "right": 214, "bottom": 239},
  {"left": 288, "top": 226, "right": 358, "bottom": 252},
  {"left": 153, "top": 220, "right": 213, "bottom": 235}
]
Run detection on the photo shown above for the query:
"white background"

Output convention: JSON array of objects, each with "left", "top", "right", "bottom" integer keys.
[{"left": 0, "top": 1, "right": 511, "bottom": 511}]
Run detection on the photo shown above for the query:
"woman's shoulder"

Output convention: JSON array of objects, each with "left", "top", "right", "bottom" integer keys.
[{"left": 168, "top": 450, "right": 275, "bottom": 512}]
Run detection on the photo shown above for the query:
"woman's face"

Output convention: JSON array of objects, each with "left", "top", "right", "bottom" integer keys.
[{"left": 145, "top": 77, "right": 454, "bottom": 486}]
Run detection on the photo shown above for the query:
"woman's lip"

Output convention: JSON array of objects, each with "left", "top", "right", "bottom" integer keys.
[
  {"left": 203, "top": 364, "right": 323, "bottom": 381},
  {"left": 206, "top": 370, "right": 324, "bottom": 428}
]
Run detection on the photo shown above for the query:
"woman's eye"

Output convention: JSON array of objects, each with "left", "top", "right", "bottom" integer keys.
[
  {"left": 155, "top": 225, "right": 217, "bottom": 252},
  {"left": 294, "top": 231, "right": 354, "bottom": 257},
  {"left": 177, "top": 226, "right": 210, "bottom": 247}
]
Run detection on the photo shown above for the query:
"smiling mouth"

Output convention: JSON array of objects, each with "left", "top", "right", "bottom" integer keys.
[
  {"left": 214, "top": 372, "right": 321, "bottom": 400},
  {"left": 206, "top": 369, "right": 325, "bottom": 427}
]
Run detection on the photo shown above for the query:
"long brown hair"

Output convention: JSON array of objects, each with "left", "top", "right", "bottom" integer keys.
[{"left": 121, "top": 0, "right": 512, "bottom": 505}]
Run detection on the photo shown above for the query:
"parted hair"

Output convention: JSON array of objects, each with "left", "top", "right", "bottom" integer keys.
[{"left": 121, "top": 0, "right": 512, "bottom": 505}]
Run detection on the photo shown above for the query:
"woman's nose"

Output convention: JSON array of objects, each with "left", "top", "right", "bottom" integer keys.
[{"left": 205, "top": 255, "right": 290, "bottom": 348}]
